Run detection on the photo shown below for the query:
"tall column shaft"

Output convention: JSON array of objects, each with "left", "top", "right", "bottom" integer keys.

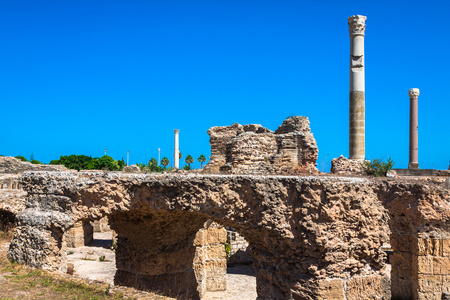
[
  {"left": 348, "top": 15, "right": 367, "bottom": 160},
  {"left": 408, "top": 89, "right": 420, "bottom": 169},
  {"left": 174, "top": 129, "right": 180, "bottom": 169}
]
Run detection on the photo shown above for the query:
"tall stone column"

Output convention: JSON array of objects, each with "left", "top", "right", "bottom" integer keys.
[
  {"left": 408, "top": 88, "right": 420, "bottom": 169},
  {"left": 348, "top": 15, "right": 367, "bottom": 160},
  {"left": 174, "top": 129, "right": 180, "bottom": 169}
]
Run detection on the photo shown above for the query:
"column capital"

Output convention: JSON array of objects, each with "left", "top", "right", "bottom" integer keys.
[
  {"left": 174, "top": 129, "right": 180, "bottom": 133},
  {"left": 409, "top": 88, "right": 420, "bottom": 98},
  {"left": 348, "top": 15, "right": 367, "bottom": 37}
]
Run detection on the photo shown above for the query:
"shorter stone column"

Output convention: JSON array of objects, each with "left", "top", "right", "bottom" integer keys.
[
  {"left": 174, "top": 129, "right": 180, "bottom": 169},
  {"left": 408, "top": 88, "right": 420, "bottom": 169}
]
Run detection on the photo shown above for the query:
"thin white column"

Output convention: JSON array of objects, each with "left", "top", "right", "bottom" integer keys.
[
  {"left": 174, "top": 129, "right": 180, "bottom": 169},
  {"left": 408, "top": 88, "right": 420, "bottom": 169},
  {"left": 348, "top": 15, "right": 367, "bottom": 160}
]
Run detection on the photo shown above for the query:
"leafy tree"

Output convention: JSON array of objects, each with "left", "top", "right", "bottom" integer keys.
[
  {"left": 30, "top": 160, "right": 42, "bottom": 164},
  {"left": 15, "top": 156, "right": 28, "bottom": 162},
  {"left": 362, "top": 157, "right": 395, "bottom": 177},
  {"left": 50, "top": 154, "right": 122, "bottom": 171},
  {"left": 179, "top": 151, "right": 182, "bottom": 160},
  {"left": 185, "top": 155, "right": 194, "bottom": 168},
  {"left": 198, "top": 155, "right": 206, "bottom": 168},
  {"left": 161, "top": 157, "right": 169, "bottom": 169},
  {"left": 149, "top": 158, "right": 157, "bottom": 166}
]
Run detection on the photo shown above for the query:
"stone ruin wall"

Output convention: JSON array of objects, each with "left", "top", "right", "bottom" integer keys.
[
  {"left": 5, "top": 171, "right": 450, "bottom": 299},
  {"left": 204, "top": 116, "right": 319, "bottom": 175}
]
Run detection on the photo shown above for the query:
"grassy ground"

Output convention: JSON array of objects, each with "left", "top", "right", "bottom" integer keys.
[{"left": 0, "top": 227, "right": 171, "bottom": 300}]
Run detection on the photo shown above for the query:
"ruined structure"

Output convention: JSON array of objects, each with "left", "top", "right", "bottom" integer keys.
[
  {"left": 330, "top": 155, "right": 366, "bottom": 175},
  {"left": 6, "top": 171, "right": 450, "bottom": 299},
  {"left": 0, "top": 156, "right": 67, "bottom": 174},
  {"left": 204, "top": 116, "right": 319, "bottom": 175}
]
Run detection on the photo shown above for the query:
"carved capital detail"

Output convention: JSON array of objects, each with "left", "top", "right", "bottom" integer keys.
[
  {"left": 409, "top": 88, "right": 420, "bottom": 98},
  {"left": 348, "top": 15, "right": 367, "bottom": 36}
]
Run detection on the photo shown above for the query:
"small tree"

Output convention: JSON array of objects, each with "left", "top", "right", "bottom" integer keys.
[
  {"left": 362, "top": 157, "right": 395, "bottom": 177},
  {"left": 198, "top": 155, "right": 206, "bottom": 168},
  {"left": 161, "top": 157, "right": 169, "bottom": 169},
  {"left": 185, "top": 155, "right": 194, "bottom": 168},
  {"left": 15, "top": 156, "right": 28, "bottom": 162},
  {"left": 179, "top": 151, "right": 182, "bottom": 160}
]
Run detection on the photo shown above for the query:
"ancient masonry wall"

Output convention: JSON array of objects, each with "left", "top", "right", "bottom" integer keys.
[
  {"left": 193, "top": 222, "right": 227, "bottom": 297},
  {"left": 391, "top": 236, "right": 450, "bottom": 299},
  {"left": 204, "top": 116, "right": 319, "bottom": 174},
  {"left": 226, "top": 228, "right": 252, "bottom": 265},
  {"left": 7, "top": 172, "right": 450, "bottom": 299}
]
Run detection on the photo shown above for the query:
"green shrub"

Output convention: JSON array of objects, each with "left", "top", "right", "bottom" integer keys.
[
  {"left": 183, "top": 165, "right": 191, "bottom": 171},
  {"left": 15, "top": 156, "right": 28, "bottom": 162},
  {"left": 362, "top": 157, "right": 395, "bottom": 177},
  {"left": 30, "top": 160, "right": 42, "bottom": 164}
]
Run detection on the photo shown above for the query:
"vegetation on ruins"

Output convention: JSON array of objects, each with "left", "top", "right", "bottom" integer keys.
[
  {"left": 14, "top": 156, "right": 28, "bottom": 162},
  {"left": 185, "top": 155, "right": 194, "bottom": 168},
  {"left": 198, "top": 154, "right": 206, "bottom": 168},
  {"left": 160, "top": 157, "right": 169, "bottom": 169},
  {"left": 138, "top": 158, "right": 163, "bottom": 172},
  {"left": 49, "top": 155, "right": 125, "bottom": 171},
  {"left": 362, "top": 157, "right": 395, "bottom": 177}
]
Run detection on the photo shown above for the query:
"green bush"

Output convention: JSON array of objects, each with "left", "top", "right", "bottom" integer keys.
[
  {"left": 183, "top": 165, "right": 190, "bottom": 171},
  {"left": 30, "top": 160, "right": 42, "bottom": 164},
  {"left": 15, "top": 156, "right": 28, "bottom": 162},
  {"left": 362, "top": 157, "right": 395, "bottom": 177}
]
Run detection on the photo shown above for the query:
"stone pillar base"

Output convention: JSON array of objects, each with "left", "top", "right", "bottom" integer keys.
[{"left": 408, "top": 162, "right": 419, "bottom": 170}]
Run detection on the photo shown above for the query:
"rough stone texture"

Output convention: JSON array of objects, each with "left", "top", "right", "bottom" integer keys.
[
  {"left": 330, "top": 155, "right": 365, "bottom": 175},
  {"left": 194, "top": 221, "right": 227, "bottom": 297},
  {"left": 226, "top": 228, "right": 252, "bottom": 265},
  {"left": 0, "top": 156, "right": 67, "bottom": 174},
  {"left": 204, "top": 116, "right": 319, "bottom": 175},
  {"left": 64, "top": 221, "right": 93, "bottom": 248},
  {"left": 92, "top": 216, "right": 111, "bottom": 232},
  {"left": 0, "top": 174, "right": 21, "bottom": 189},
  {"left": 123, "top": 165, "right": 141, "bottom": 173},
  {"left": 0, "top": 189, "right": 27, "bottom": 214},
  {"left": 7, "top": 171, "right": 450, "bottom": 299}
]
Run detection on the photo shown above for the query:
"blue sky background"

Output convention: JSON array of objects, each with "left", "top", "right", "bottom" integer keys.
[{"left": 1, "top": 0, "right": 449, "bottom": 171}]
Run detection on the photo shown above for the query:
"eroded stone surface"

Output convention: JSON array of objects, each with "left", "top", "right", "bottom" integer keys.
[
  {"left": 6, "top": 171, "right": 450, "bottom": 299},
  {"left": 204, "top": 116, "right": 319, "bottom": 175},
  {"left": 0, "top": 156, "right": 67, "bottom": 174}
]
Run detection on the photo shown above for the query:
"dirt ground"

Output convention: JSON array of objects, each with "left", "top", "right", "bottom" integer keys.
[{"left": 69, "top": 232, "right": 257, "bottom": 299}]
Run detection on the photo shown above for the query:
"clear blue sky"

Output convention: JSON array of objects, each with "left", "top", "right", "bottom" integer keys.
[{"left": 1, "top": 0, "right": 449, "bottom": 171}]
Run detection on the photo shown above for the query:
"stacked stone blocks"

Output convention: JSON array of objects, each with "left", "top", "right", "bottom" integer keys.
[
  {"left": 204, "top": 116, "right": 319, "bottom": 175},
  {"left": 193, "top": 223, "right": 227, "bottom": 297},
  {"left": 390, "top": 236, "right": 450, "bottom": 299}
]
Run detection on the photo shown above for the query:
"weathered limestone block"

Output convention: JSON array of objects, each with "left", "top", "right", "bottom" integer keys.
[
  {"left": 65, "top": 221, "right": 93, "bottom": 248},
  {"left": 0, "top": 174, "right": 21, "bottom": 189},
  {"left": 330, "top": 155, "right": 365, "bottom": 175},
  {"left": 92, "top": 216, "right": 110, "bottom": 232},
  {"left": 205, "top": 116, "right": 319, "bottom": 175},
  {"left": 123, "top": 165, "right": 140, "bottom": 173},
  {"left": 0, "top": 189, "right": 26, "bottom": 214}
]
